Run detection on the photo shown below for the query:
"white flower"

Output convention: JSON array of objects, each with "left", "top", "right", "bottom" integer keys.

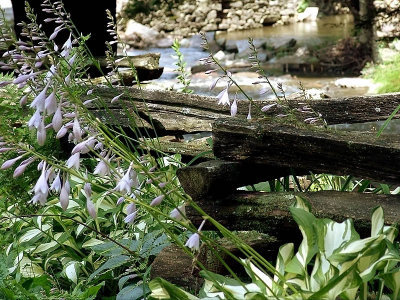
[
  {"left": 230, "top": 97, "right": 237, "bottom": 117},
  {"left": 170, "top": 204, "right": 186, "bottom": 221},
  {"left": 124, "top": 212, "right": 137, "bottom": 224},
  {"left": 185, "top": 233, "right": 200, "bottom": 251},
  {"left": 217, "top": 88, "right": 230, "bottom": 106},
  {"left": 114, "top": 166, "right": 137, "bottom": 195},
  {"left": 66, "top": 153, "right": 80, "bottom": 169},
  {"left": 45, "top": 91, "right": 57, "bottom": 115},
  {"left": 50, "top": 172, "right": 62, "bottom": 193},
  {"left": 93, "top": 155, "right": 110, "bottom": 176},
  {"left": 37, "top": 118, "right": 47, "bottom": 146},
  {"left": 52, "top": 103, "right": 63, "bottom": 132}
]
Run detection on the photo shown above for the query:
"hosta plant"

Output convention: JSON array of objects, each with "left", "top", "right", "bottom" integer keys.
[{"left": 149, "top": 196, "right": 400, "bottom": 300}]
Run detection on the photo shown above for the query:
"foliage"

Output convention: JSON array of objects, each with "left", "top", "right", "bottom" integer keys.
[
  {"left": 149, "top": 197, "right": 400, "bottom": 299},
  {"left": 172, "top": 39, "right": 193, "bottom": 94},
  {"left": 123, "top": 0, "right": 182, "bottom": 19},
  {"left": 363, "top": 53, "right": 400, "bottom": 94}
]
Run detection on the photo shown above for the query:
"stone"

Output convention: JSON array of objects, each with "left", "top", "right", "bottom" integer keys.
[
  {"left": 206, "top": 9, "right": 218, "bottom": 21},
  {"left": 156, "top": 37, "right": 174, "bottom": 48},
  {"left": 125, "top": 19, "right": 159, "bottom": 42}
]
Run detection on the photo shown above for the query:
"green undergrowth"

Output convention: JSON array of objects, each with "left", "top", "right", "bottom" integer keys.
[{"left": 363, "top": 52, "right": 400, "bottom": 93}]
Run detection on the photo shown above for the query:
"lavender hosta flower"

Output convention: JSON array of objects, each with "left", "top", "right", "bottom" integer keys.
[
  {"left": 0, "top": 148, "right": 13, "bottom": 153},
  {"left": 110, "top": 93, "right": 124, "bottom": 104},
  {"left": 65, "top": 73, "right": 71, "bottom": 85},
  {"left": 37, "top": 118, "right": 47, "bottom": 146},
  {"left": 71, "top": 137, "right": 96, "bottom": 155},
  {"left": 45, "top": 91, "right": 57, "bottom": 115},
  {"left": 84, "top": 182, "right": 92, "bottom": 199},
  {"left": 56, "top": 125, "right": 68, "bottom": 139},
  {"left": 30, "top": 83, "right": 50, "bottom": 112},
  {"left": 0, "top": 80, "right": 12, "bottom": 87},
  {"left": 93, "top": 156, "right": 110, "bottom": 177},
  {"left": 13, "top": 72, "right": 38, "bottom": 85},
  {"left": 170, "top": 204, "right": 186, "bottom": 221},
  {"left": 124, "top": 211, "right": 137, "bottom": 224},
  {"left": 210, "top": 77, "right": 222, "bottom": 90},
  {"left": 59, "top": 183, "right": 69, "bottom": 211},
  {"left": 13, "top": 158, "right": 34, "bottom": 178},
  {"left": 50, "top": 172, "right": 62, "bottom": 193},
  {"left": 1, "top": 155, "right": 23, "bottom": 170},
  {"left": 185, "top": 220, "right": 206, "bottom": 251},
  {"left": 73, "top": 117, "right": 82, "bottom": 142},
  {"left": 66, "top": 152, "right": 80, "bottom": 169},
  {"left": 185, "top": 233, "right": 200, "bottom": 251},
  {"left": 247, "top": 103, "right": 252, "bottom": 120},
  {"left": 158, "top": 182, "right": 167, "bottom": 188},
  {"left": 86, "top": 198, "right": 97, "bottom": 219},
  {"left": 117, "top": 197, "right": 125, "bottom": 205},
  {"left": 217, "top": 88, "right": 230, "bottom": 106},
  {"left": 52, "top": 103, "right": 63, "bottom": 132},
  {"left": 19, "top": 93, "right": 30, "bottom": 106},
  {"left": 32, "top": 163, "right": 49, "bottom": 205},
  {"left": 114, "top": 166, "right": 137, "bottom": 195},
  {"left": 150, "top": 194, "right": 165, "bottom": 207},
  {"left": 68, "top": 54, "right": 77, "bottom": 66},
  {"left": 62, "top": 33, "right": 73, "bottom": 50},
  {"left": 261, "top": 103, "right": 277, "bottom": 112},
  {"left": 87, "top": 89, "right": 93, "bottom": 95}
]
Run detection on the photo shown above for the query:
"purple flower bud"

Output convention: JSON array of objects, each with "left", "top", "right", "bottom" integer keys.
[
  {"left": 73, "top": 117, "right": 82, "bottom": 141},
  {"left": 124, "top": 212, "right": 137, "bottom": 224},
  {"left": 13, "top": 159, "right": 32, "bottom": 178},
  {"left": 84, "top": 182, "right": 92, "bottom": 198},
  {"left": 261, "top": 103, "right": 277, "bottom": 112},
  {"left": 210, "top": 77, "right": 221, "bottom": 90},
  {"left": 87, "top": 89, "right": 93, "bottom": 95},
  {"left": 150, "top": 195, "right": 165, "bottom": 207},
  {"left": 52, "top": 104, "right": 63, "bottom": 132},
  {"left": 117, "top": 197, "right": 125, "bottom": 205},
  {"left": 87, "top": 198, "right": 97, "bottom": 219},
  {"left": 111, "top": 93, "right": 124, "bottom": 103},
  {"left": 93, "top": 159, "right": 110, "bottom": 177},
  {"left": 20, "top": 93, "right": 29, "bottom": 106},
  {"left": 30, "top": 84, "right": 49, "bottom": 112},
  {"left": 158, "top": 182, "right": 167, "bottom": 188},
  {"left": 127, "top": 202, "right": 136, "bottom": 215},
  {"left": 56, "top": 126, "right": 68, "bottom": 139},
  {"left": 1, "top": 155, "right": 23, "bottom": 170},
  {"left": 60, "top": 184, "right": 69, "bottom": 210},
  {"left": 0, "top": 148, "right": 13, "bottom": 153}
]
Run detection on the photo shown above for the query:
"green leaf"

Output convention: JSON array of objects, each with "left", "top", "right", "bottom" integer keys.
[
  {"left": 18, "top": 224, "right": 51, "bottom": 243},
  {"left": 88, "top": 255, "right": 130, "bottom": 282},
  {"left": 371, "top": 206, "right": 384, "bottom": 237},
  {"left": 149, "top": 277, "right": 198, "bottom": 300},
  {"left": 117, "top": 284, "right": 150, "bottom": 300}
]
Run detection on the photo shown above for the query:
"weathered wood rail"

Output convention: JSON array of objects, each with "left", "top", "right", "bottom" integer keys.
[{"left": 94, "top": 86, "right": 400, "bottom": 288}]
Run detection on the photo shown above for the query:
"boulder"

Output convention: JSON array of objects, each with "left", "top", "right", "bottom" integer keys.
[{"left": 124, "top": 20, "right": 160, "bottom": 47}]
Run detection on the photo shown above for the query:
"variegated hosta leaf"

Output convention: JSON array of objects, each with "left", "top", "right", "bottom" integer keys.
[
  {"left": 359, "top": 253, "right": 400, "bottom": 282},
  {"left": 285, "top": 206, "right": 317, "bottom": 277},
  {"left": 371, "top": 206, "right": 384, "bottom": 237},
  {"left": 379, "top": 268, "right": 400, "bottom": 300}
]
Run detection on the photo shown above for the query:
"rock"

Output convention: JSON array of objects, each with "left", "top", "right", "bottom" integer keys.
[
  {"left": 156, "top": 37, "right": 174, "bottom": 48},
  {"left": 294, "top": 46, "right": 310, "bottom": 57},
  {"left": 124, "top": 20, "right": 160, "bottom": 47},
  {"left": 214, "top": 50, "right": 226, "bottom": 60},
  {"left": 206, "top": 9, "right": 218, "bottom": 21},
  {"left": 225, "top": 39, "right": 238, "bottom": 52},
  {"left": 334, "top": 78, "right": 375, "bottom": 88}
]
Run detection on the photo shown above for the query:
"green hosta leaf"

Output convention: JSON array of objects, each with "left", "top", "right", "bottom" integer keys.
[
  {"left": 371, "top": 206, "right": 384, "bottom": 237},
  {"left": 242, "top": 259, "right": 274, "bottom": 296},
  {"left": 117, "top": 284, "right": 150, "bottom": 300},
  {"left": 88, "top": 255, "right": 130, "bottom": 282},
  {"left": 82, "top": 238, "right": 103, "bottom": 248},
  {"left": 149, "top": 277, "right": 198, "bottom": 300},
  {"left": 380, "top": 268, "right": 400, "bottom": 300},
  {"left": 275, "top": 243, "right": 294, "bottom": 278}
]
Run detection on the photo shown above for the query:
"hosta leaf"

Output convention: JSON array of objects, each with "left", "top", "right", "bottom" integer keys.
[
  {"left": 371, "top": 206, "right": 384, "bottom": 237},
  {"left": 380, "top": 268, "right": 400, "bottom": 299},
  {"left": 33, "top": 241, "right": 58, "bottom": 254},
  {"left": 82, "top": 238, "right": 103, "bottom": 248},
  {"left": 359, "top": 253, "right": 400, "bottom": 282},
  {"left": 117, "top": 284, "right": 150, "bottom": 300},
  {"left": 18, "top": 224, "right": 51, "bottom": 243},
  {"left": 149, "top": 277, "right": 198, "bottom": 300},
  {"left": 19, "top": 257, "right": 44, "bottom": 278},
  {"left": 65, "top": 261, "right": 79, "bottom": 284},
  {"left": 88, "top": 255, "right": 130, "bottom": 282},
  {"left": 286, "top": 206, "right": 317, "bottom": 275}
]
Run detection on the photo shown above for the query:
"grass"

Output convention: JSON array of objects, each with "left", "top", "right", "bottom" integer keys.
[{"left": 363, "top": 52, "right": 400, "bottom": 93}]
